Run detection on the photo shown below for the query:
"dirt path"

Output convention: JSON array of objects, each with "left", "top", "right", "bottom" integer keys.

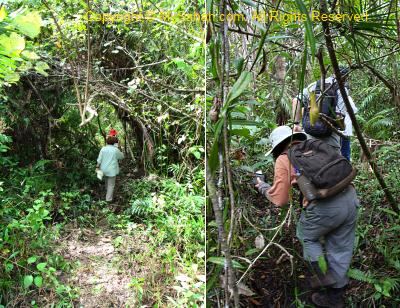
[{"left": 56, "top": 219, "right": 159, "bottom": 307}]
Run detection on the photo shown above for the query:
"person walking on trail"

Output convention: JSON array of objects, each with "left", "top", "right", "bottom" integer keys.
[
  {"left": 255, "top": 126, "right": 359, "bottom": 308},
  {"left": 292, "top": 67, "right": 356, "bottom": 157},
  {"left": 96, "top": 135, "right": 124, "bottom": 202}
]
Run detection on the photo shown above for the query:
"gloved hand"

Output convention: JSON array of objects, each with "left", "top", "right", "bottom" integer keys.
[
  {"left": 255, "top": 180, "right": 271, "bottom": 196},
  {"left": 254, "top": 170, "right": 271, "bottom": 196},
  {"left": 252, "top": 170, "right": 265, "bottom": 185}
]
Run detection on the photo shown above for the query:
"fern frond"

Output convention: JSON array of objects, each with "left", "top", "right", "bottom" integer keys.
[
  {"left": 128, "top": 198, "right": 152, "bottom": 217},
  {"left": 347, "top": 268, "right": 376, "bottom": 284}
]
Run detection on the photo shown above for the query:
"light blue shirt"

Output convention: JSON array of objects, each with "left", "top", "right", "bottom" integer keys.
[{"left": 97, "top": 145, "right": 124, "bottom": 177}]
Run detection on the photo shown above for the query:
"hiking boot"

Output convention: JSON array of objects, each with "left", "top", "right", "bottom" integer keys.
[
  {"left": 308, "top": 261, "right": 336, "bottom": 289},
  {"left": 311, "top": 287, "right": 345, "bottom": 308}
]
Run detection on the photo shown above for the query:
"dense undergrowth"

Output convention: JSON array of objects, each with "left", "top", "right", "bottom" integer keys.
[
  {"left": 0, "top": 0, "right": 205, "bottom": 306},
  {"left": 0, "top": 131, "right": 205, "bottom": 306},
  {"left": 206, "top": 136, "right": 400, "bottom": 307}
]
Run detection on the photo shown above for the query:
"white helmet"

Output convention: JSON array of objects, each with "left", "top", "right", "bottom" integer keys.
[{"left": 266, "top": 126, "right": 307, "bottom": 156}]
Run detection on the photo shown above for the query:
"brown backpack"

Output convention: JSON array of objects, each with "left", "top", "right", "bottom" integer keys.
[{"left": 288, "top": 139, "right": 356, "bottom": 201}]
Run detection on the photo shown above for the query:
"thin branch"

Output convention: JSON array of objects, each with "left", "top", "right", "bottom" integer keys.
[
  {"left": 238, "top": 204, "right": 293, "bottom": 283},
  {"left": 145, "top": 17, "right": 202, "bottom": 43},
  {"left": 214, "top": 24, "right": 302, "bottom": 52},
  {"left": 26, "top": 78, "right": 52, "bottom": 115},
  {"left": 102, "top": 59, "right": 169, "bottom": 71},
  {"left": 143, "top": 76, "right": 204, "bottom": 94},
  {"left": 98, "top": 69, "right": 195, "bottom": 118},
  {"left": 41, "top": 0, "right": 85, "bottom": 121},
  {"left": 84, "top": 0, "right": 91, "bottom": 103}
]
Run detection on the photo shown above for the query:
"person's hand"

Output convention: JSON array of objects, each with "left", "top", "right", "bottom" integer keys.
[
  {"left": 255, "top": 179, "right": 271, "bottom": 196},
  {"left": 293, "top": 124, "right": 302, "bottom": 132},
  {"left": 254, "top": 177, "right": 263, "bottom": 189}
]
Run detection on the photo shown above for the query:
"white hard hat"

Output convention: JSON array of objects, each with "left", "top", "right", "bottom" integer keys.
[{"left": 266, "top": 126, "right": 307, "bottom": 156}]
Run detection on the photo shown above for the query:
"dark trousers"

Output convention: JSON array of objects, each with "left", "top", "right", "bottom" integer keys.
[{"left": 341, "top": 137, "right": 351, "bottom": 161}]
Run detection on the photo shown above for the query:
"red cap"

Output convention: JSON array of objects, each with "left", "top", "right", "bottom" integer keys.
[{"left": 108, "top": 129, "right": 117, "bottom": 136}]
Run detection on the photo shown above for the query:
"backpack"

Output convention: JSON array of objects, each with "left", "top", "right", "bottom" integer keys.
[
  {"left": 288, "top": 139, "right": 356, "bottom": 201},
  {"left": 302, "top": 80, "right": 339, "bottom": 137}
]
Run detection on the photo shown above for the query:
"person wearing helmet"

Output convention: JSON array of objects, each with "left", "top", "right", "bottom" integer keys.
[
  {"left": 292, "top": 67, "right": 356, "bottom": 158},
  {"left": 255, "top": 126, "right": 359, "bottom": 308}
]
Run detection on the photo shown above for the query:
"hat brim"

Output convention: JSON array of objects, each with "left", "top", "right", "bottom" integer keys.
[{"left": 265, "top": 132, "right": 307, "bottom": 156}]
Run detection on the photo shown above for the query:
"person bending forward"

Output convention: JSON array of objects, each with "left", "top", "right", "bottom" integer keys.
[{"left": 255, "top": 126, "right": 359, "bottom": 308}]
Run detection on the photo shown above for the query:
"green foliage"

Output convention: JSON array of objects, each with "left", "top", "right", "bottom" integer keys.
[
  {"left": 317, "top": 255, "right": 328, "bottom": 275},
  {"left": 207, "top": 0, "right": 400, "bottom": 306},
  {"left": 126, "top": 177, "right": 204, "bottom": 258},
  {"left": 115, "top": 173, "right": 204, "bottom": 306},
  {"left": 347, "top": 268, "right": 375, "bottom": 284},
  {"left": 0, "top": 7, "right": 43, "bottom": 86},
  {"left": 1, "top": 0, "right": 204, "bottom": 306}
]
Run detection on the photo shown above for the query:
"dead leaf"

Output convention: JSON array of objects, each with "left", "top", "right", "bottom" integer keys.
[{"left": 255, "top": 234, "right": 265, "bottom": 249}]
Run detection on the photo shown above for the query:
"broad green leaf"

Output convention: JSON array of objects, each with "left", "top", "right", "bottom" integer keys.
[
  {"left": 230, "top": 128, "right": 250, "bottom": 138},
  {"left": 233, "top": 57, "right": 244, "bottom": 75},
  {"left": 23, "top": 275, "right": 33, "bottom": 288},
  {"left": 0, "top": 32, "right": 25, "bottom": 57},
  {"left": 207, "top": 257, "right": 245, "bottom": 269},
  {"left": 206, "top": 0, "right": 213, "bottom": 13},
  {"left": 231, "top": 99, "right": 260, "bottom": 108},
  {"left": 12, "top": 11, "right": 42, "bottom": 38},
  {"left": 35, "top": 61, "right": 49, "bottom": 76},
  {"left": 230, "top": 119, "right": 263, "bottom": 127},
  {"left": 4, "top": 71, "right": 20, "bottom": 83},
  {"left": 297, "top": 39, "right": 308, "bottom": 100},
  {"left": 173, "top": 58, "right": 192, "bottom": 75},
  {"left": 36, "top": 262, "right": 47, "bottom": 271},
  {"left": 192, "top": 151, "right": 201, "bottom": 159},
  {"left": 34, "top": 276, "right": 43, "bottom": 287},
  {"left": 224, "top": 71, "right": 252, "bottom": 111},
  {"left": 0, "top": 6, "right": 6, "bottom": 22},
  {"left": 21, "top": 50, "right": 39, "bottom": 60},
  {"left": 208, "top": 135, "right": 220, "bottom": 173},
  {"left": 0, "top": 55, "right": 17, "bottom": 67},
  {"left": 209, "top": 41, "right": 220, "bottom": 81},
  {"left": 208, "top": 117, "right": 224, "bottom": 173},
  {"left": 5, "top": 263, "right": 13, "bottom": 273},
  {"left": 27, "top": 256, "right": 37, "bottom": 264}
]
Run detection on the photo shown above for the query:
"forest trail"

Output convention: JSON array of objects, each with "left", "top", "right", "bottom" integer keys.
[
  {"left": 56, "top": 222, "right": 144, "bottom": 307},
  {"left": 52, "top": 171, "right": 163, "bottom": 307}
]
